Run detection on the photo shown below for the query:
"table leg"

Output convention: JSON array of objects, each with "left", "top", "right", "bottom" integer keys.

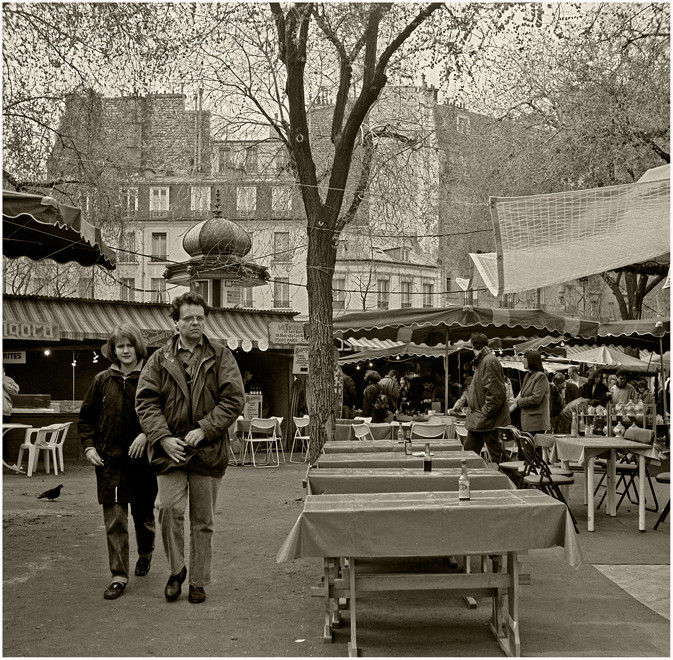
[
  {"left": 607, "top": 449, "right": 617, "bottom": 517},
  {"left": 347, "top": 556, "right": 358, "bottom": 657},
  {"left": 587, "top": 459, "right": 595, "bottom": 532},
  {"left": 495, "top": 551, "right": 520, "bottom": 657},
  {"left": 638, "top": 456, "right": 646, "bottom": 532}
]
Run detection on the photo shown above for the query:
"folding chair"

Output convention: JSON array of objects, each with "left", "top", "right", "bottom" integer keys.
[
  {"left": 410, "top": 422, "right": 446, "bottom": 441},
  {"left": 290, "top": 415, "right": 310, "bottom": 463},
  {"left": 653, "top": 472, "right": 670, "bottom": 530},
  {"left": 515, "top": 430, "right": 579, "bottom": 533},
  {"left": 594, "top": 427, "right": 658, "bottom": 513},
  {"left": 242, "top": 418, "right": 282, "bottom": 468},
  {"left": 496, "top": 427, "right": 526, "bottom": 486},
  {"left": 353, "top": 416, "right": 372, "bottom": 424},
  {"left": 352, "top": 423, "right": 374, "bottom": 442}
]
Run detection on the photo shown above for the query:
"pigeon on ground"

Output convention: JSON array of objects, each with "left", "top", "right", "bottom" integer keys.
[{"left": 37, "top": 484, "right": 63, "bottom": 501}]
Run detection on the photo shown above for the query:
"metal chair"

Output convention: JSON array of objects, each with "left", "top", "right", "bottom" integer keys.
[
  {"left": 352, "top": 423, "right": 374, "bottom": 442},
  {"left": 653, "top": 472, "right": 670, "bottom": 530},
  {"left": 496, "top": 427, "right": 526, "bottom": 486},
  {"left": 594, "top": 427, "right": 658, "bottom": 513},
  {"left": 515, "top": 429, "right": 579, "bottom": 533},
  {"left": 242, "top": 417, "right": 282, "bottom": 468},
  {"left": 410, "top": 422, "right": 446, "bottom": 440},
  {"left": 353, "top": 416, "right": 372, "bottom": 424},
  {"left": 290, "top": 415, "right": 310, "bottom": 463}
]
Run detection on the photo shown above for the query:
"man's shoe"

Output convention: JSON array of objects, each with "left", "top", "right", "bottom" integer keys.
[
  {"left": 103, "top": 581, "right": 126, "bottom": 600},
  {"left": 188, "top": 585, "right": 206, "bottom": 604},
  {"left": 135, "top": 557, "right": 151, "bottom": 576},
  {"left": 164, "top": 566, "right": 187, "bottom": 601}
]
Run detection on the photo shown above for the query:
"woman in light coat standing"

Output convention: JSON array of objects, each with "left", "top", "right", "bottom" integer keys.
[{"left": 514, "top": 350, "right": 551, "bottom": 435}]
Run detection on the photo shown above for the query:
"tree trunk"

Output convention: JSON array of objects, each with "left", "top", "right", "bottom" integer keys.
[{"left": 306, "top": 209, "right": 337, "bottom": 463}]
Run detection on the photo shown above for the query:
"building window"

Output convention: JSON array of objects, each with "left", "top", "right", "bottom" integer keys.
[
  {"left": 236, "top": 186, "right": 257, "bottom": 216},
  {"left": 149, "top": 187, "right": 170, "bottom": 216},
  {"left": 457, "top": 115, "right": 470, "bottom": 134},
  {"left": 190, "top": 186, "right": 211, "bottom": 212},
  {"left": 119, "top": 188, "right": 138, "bottom": 216},
  {"left": 117, "top": 231, "right": 136, "bottom": 263},
  {"left": 151, "top": 233, "right": 167, "bottom": 262},
  {"left": 245, "top": 145, "right": 258, "bottom": 173},
  {"left": 271, "top": 187, "right": 292, "bottom": 215},
  {"left": 274, "top": 277, "right": 290, "bottom": 308},
  {"left": 193, "top": 280, "right": 209, "bottom": 302},
  {"left": 151, "top": 278, "right": 166, "bottom": 303},
  {"left": 333, "top": 278, "right": 346, "bottom": 310},
  {"left": 423, "top": 282, "right": 434, "bottom": 308},
  {"left": 120, "top": 278, "right": 135, "bottom": 302},
  {"left": 400, "top": 281, "right": 412, "bottom": 308},
  {"left": 243, "top": 286, "right": 254, "bottom": 308},
  {"left": 273, "top": 232, "right": 290, "bottom": 262},
  {"left": 377, "top": 279, "right": 389, "bottom": 310},
  {"left": 79, "top": 276, "right": 94, "bottom": 298},
  {"left": 400, "top": 247, "right": 410, "bottom": 262}
]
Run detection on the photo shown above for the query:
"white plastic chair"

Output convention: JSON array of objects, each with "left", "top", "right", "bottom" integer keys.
[
  {"left": 16, "top": 423, "right": 63, "bottom": 477},
  {"left": 290, "top": 416, "right": 310, "bottom": 463},
  {"left": 352, "top": 423, "right": 374, "bottom": 442},
  {"left": 242, "top": 417, "right": 282, "bottom": 468},
  {"left": 48, "top": 422, "right": 71, "bottom": 473},
  {"left": 410, "top": 422, "right": 446, "bottom": 440}
]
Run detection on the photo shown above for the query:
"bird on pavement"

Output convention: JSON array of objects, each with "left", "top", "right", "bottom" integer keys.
[{"left": 37, "top": 484, "right": 63, "bottom": 501}]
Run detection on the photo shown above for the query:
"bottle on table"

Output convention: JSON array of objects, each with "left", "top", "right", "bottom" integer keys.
[
  {"left": 459, "top": 458, "right": 470, "bottom": 500},
  {"left": 423, "top": 442, "right": 432, "bottom": 472},
  {"left": 404, "top": 429, "right": 412, "bottom": 456},
  {"left": 397, "top": 424, "right": 404, "bottom": 443},
  {"left": 571, "top": 411, "right": 579, "bottom": 438}
]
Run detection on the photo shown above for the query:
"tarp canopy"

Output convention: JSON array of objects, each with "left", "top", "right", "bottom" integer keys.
[
  {"left": 333, "top": 305, "right": 599, "bottom": 346},
  {"left": 338, "top": 341, "right": 471, "bottom": 365},
  {"left": 469, "top": 164, "right": 670, "bottom": 296},
  {"left": 564, "top": 345, "right": 659, "bottom": 373},
  {"left": 3, "top": 190, "right": 116, "bottom": 270}
]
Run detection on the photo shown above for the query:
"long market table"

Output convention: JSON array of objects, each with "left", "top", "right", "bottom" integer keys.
[
  {"left": 536, "top": 434, "right": 663, "bottom": 532},
  {"left": 277, "top": 489, "right": 582, "bottom": 657},
  {"left": 334, "top": 420, "right": 457, "bottom": 442},
  {"left": 305, "top": 466, "right": 514, "bottom": 495},
  {"left": 315, "top": 451, "right": 487, "bottom": 470},
  {"left": 321, "top": 439, "right": 464, "bottom": 453}
]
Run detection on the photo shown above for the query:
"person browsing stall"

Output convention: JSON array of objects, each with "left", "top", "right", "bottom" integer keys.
[
  {"left": 580, "top": 368, "right": 610, "bottom": 403},
  {"left": 610, "top": 369, "right": 637, "bottom": 404},
  {"left": 78, "top": 324, "right": 157, "bottom": 600},
  {"left": 512, "top": 350, "right": 551, "bottom": 435},
  {"left": 451, "top": 332, "right": 509, "bottom": 463},
  {"left": 136, "top": 292, "right": 244, "bottom": 605}
]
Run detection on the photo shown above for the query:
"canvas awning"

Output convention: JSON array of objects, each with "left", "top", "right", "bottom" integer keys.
[
  {"left": 333, "top": 305, "right": 599, "bottom": 345},
  {"left": 564, "top": 345, "right": 659, "bottom": 373},
  {"left": 3, "top": 190, "right": 116, "bottom": 270},
  {"left": 339, "top": 341, "right": 471, "bottom": 365},
  {"left": 469, "top": 164, "right": 670, "bottom": 296},
  {"left": 2, "top": 295, "right": 297, "bottom": 349}
]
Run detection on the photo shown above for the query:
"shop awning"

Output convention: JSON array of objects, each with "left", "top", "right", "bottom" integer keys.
[
  {"left": 3, "top": 190, "right": 116, "bottom": 270},
  {"left": 2, "top": 295, "right": 297, "bottom": 349}
]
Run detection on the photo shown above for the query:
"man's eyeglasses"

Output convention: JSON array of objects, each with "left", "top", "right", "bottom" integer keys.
[{"left": 180, "top": 315, "right": 206, "bottom": 324}]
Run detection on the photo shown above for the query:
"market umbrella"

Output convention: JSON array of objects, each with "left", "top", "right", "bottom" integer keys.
[
  {"left": 3, "top": 190, "right": 116, "bottom": 270},
  {"left": 564, "top": 345, "right": 659, "bottom": 373},
  {"left": 333, "top": 305, "right": 599, "bottom": 410}
]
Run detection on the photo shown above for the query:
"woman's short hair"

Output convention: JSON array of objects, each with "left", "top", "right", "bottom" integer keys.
[
  {"left": 364, "top": 370, "right": 381, "bottom": 383},
  {"left": 523, "top": 349, "right": 545, "bottom": 372},
  {"left": 101, "top": 323, "right": 148, "bottom": 364},
  {"left": 552, "top": 372, "right": 566, "bottom": 386},
  {"left": 169, "top": 291, "right": 211, "bottom": 322}
]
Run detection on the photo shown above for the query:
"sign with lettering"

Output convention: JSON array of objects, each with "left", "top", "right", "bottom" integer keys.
[
  {"left": 3, "top": 351, "right": 26, "bottom": 364},
  {"left": 293, "top": 345, "right": 309, "bottom": 375},
  {"left": 142, "top": 329, "right": 174, "bottom": 347},
  {"left": 3, "top": 320, "right": 60, "bottom": 341},
  {"left": 243, "top": 394, "right": 262, "bottom": 420},
  {"left": 268, "top": 321, "right": 306, "bottom": 346}
]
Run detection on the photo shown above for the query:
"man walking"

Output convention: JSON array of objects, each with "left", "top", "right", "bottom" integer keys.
[
  {"left": 451, "top": 332, "right": 510, "bottom": 463},
  {"left": 136, "top": 292, "right": 244, "bottom": 604}
]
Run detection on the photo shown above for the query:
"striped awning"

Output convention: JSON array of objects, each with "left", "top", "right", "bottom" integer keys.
[{"left": 2, "top": 295, "right": 297, "bottom": 349}]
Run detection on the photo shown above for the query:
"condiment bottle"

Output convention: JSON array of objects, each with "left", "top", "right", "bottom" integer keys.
[
  {"left": 459, "top": 459, "right": 470, "bottom": 500},
  {"left": 397, "top": 424, "right": 404, "bottom": 443},
  {"left": 404, "top": 430, "right": 412, "bottom": 456},
  {"left": 423, "top": 442, "right": 432, "bottom": 472},
  {"left": 571, "top": 411, "right": 579, "bottom": 437}
]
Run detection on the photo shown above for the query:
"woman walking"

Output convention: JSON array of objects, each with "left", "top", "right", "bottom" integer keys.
[
  {"left": 514, "top": 350, "right": 551, "bottom": 435},
  {"left": 78, "top": 324, "right": 158, "bottom": 600}
]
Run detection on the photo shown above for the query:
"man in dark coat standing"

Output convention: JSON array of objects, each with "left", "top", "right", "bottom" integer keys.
[
  {"left": 136, "top": 292, "right": 244, "bottom": 605},
  {"left": 451, "top": 332, "right": 510, "bottom": 463}
]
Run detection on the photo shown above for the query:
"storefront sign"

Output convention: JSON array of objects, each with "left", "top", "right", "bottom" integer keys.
[
  {"left": 243, "top": 393, "right": 262, "bottom": 420},
  {"left": 3, "top": 320, "right": 60, "bottom": 341},
  {"left": 142, "top": 329, "right": 175, "bottom": 347},
  {"left": 268, "top": 321, "right": 306, "bottom": 346},
  {"left": 3, "top": 351, "right": 26, "bottom": 364},
  {"left": 293, "top": 345, "right": 309, "bottom": 375}
]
